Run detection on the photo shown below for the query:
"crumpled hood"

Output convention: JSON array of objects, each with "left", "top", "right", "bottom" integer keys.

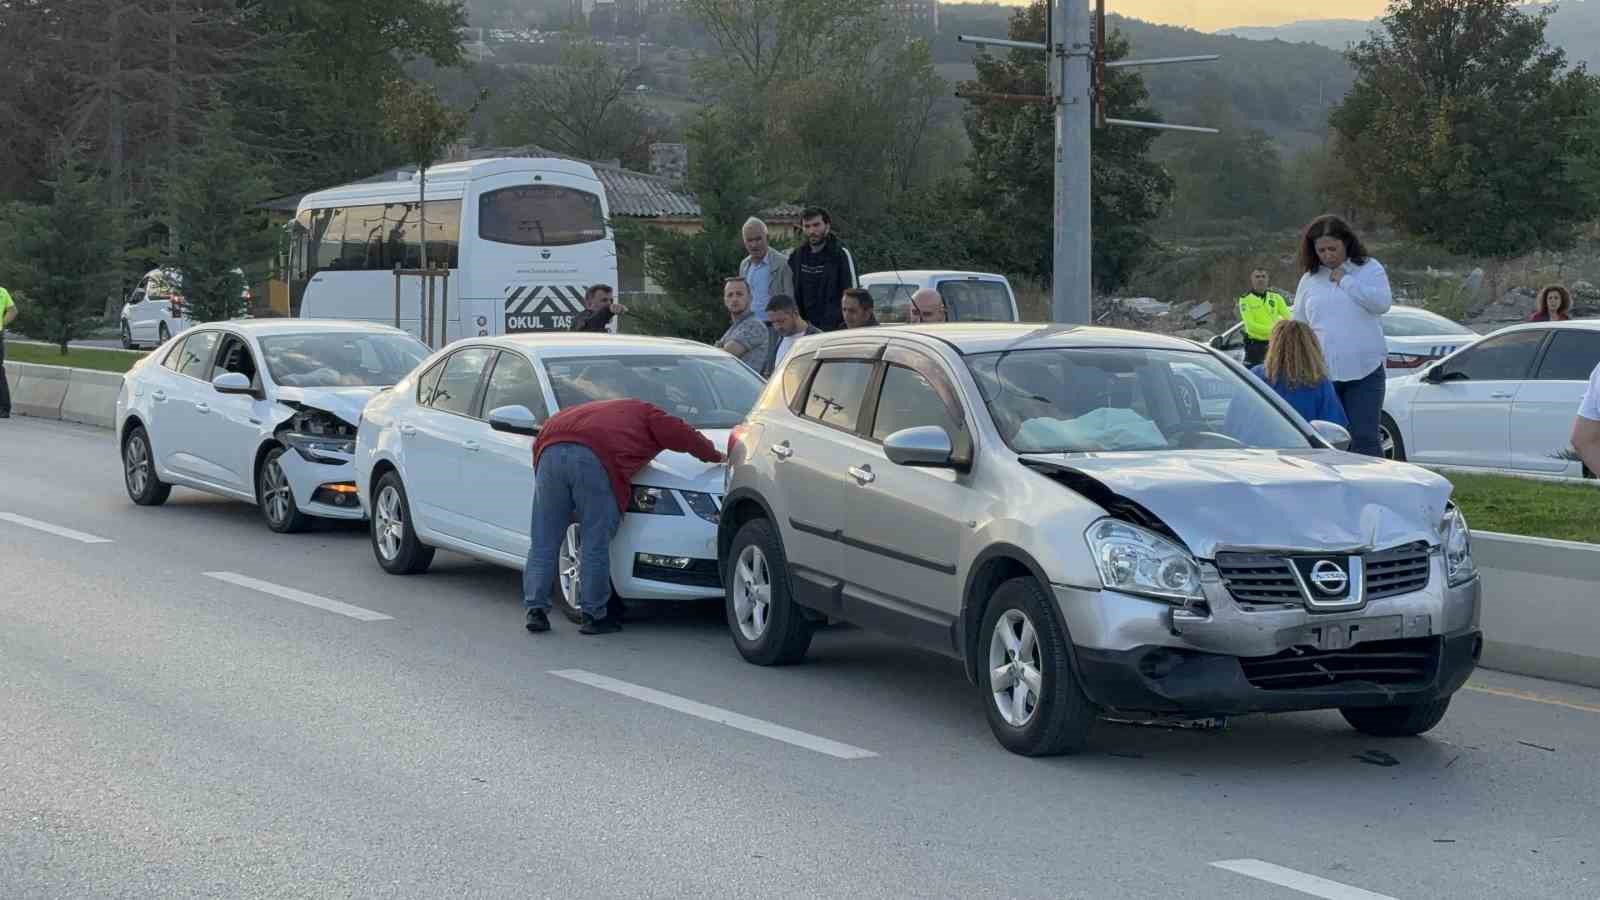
[
  {"left": 635, "top": 428, "right": 729, "bottom": 493},
  {"left": 274, "top": 386, "right": 385, "bottom": 426},
  {"left": 1022, "top": 449, "right": 1453, "bottom": 559}
]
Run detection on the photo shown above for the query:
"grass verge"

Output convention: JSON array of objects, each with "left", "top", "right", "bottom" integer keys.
[
  {"left": 6, "top": 342, "right": 146, "bottom": 373},
  {"left": 1442, "top": 472, "right": 1600, "bottom": 545}
]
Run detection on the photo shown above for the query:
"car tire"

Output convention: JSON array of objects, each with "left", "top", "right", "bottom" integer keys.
[
  {"left": 122, "top": 425, "right": 172, "bottom": 506},
  {"left": 258, "top": 446, "right": 310, "bottom": 534},
  {"left": 371, "top": 471, "right": 434, "bottom": 575},
  {"left": 725, "top": 517, "right": 813, "bottom": 666},
  {"left": 1340, "top": 698, "right": 1451, "bottom": 737},
  {"left": 551, "top": 522, "right": 627, "bottom": 625},
  {"left": 158, "top": 322, "right": 170, "bottom": 344},
  {"left": 1380, "top": 414, "right": 1406, "bottom": 461},
  {"left": 978, "top": 577, "right": 1098, "bottom": 756},
  {"left": 120, "top": 320, "right": 133, "bottom": 350}
]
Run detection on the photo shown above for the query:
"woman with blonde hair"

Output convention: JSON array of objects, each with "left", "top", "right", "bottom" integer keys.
[
  {"left": 1529, "top": 284, "right": 1572, "bottom": 322},
  {"left": 1247, "top": 320, "right": 1347, "bottom": 427}
]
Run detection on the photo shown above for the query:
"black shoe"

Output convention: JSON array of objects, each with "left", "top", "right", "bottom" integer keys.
[
  {"left": 525, "top": 609, "right": 551, "bottom": 633},
  {"left": 579, "top": 614, "right": 621, "bottom": 635}
]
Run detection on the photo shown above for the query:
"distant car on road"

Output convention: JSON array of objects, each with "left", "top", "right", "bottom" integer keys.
[
  {"left": 353, "top": 334, "right": 764, "bottom": 623},
  {"left": 115, "top": 320, "right": 429, "bottom": 532},
  {"left": 120, "top": 267, "right": 252, "bottom": 350},
  {"left": 1382, "top": 319, "right": 1600, "bottom": 477},
  {"left": 859, "top": 271, "right": 1021, "bottom": 322},
  {"left": 1210, "top": 304, "right": 1480, "bottom": 378},
  {"left": 721, "top": 323, "right": 1482, "bottom": 756}
]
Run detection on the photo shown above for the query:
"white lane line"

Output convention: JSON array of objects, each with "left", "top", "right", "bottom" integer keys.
[
  {"left": 0, "top": 512, "right": 113, "bottom": 544},
  {"left": 204, "top": 572, "right": 393, "bottom": 622},
  {"left": 1211, "top": 859, "right": 1397, "bottom": 900},
  {"left": 549, "top": 669, "right": 878, "bottom": 760}
]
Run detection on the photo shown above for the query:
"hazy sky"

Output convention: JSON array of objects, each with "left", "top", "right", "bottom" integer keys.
[{"left": 994, "top": 2, "right": 1394, "bottom": 32}]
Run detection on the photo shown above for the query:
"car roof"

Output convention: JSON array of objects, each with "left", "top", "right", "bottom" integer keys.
[
  {"left": 858, "top": 271, "right": 1009, "bottom": 285},
  {"left": 192, "top": 319, "right": 417, "bottom": 339},
  {"left": 1479, "top": 318, "right": 1600, "bottom": 337},
  {"left": 470, "top": 332, "right": 724, "bottom": 358},
  {"left": 820, "top": 322, "right": 1206, "bottom": 355}
]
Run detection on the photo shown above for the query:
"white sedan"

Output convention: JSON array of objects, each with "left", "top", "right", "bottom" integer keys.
[
  {"left": 115, "top": 320, "right": 430, "bottom": 530},
  {"left": 1210, "top": 304, "right": 1480, "bottom": 377},
  {"left": 1382, "top": 320, "right": 1600, "bottom": 477},
  {"left": 353, "top": 334, "right": 764, "bottom": 620}
]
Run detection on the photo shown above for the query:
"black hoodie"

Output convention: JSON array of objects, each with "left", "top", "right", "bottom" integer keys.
[{"left": 787, "top": 234, "right": 857, "bottom": 331}]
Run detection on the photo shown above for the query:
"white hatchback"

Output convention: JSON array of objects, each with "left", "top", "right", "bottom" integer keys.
[
  {"left": 353, "top": 334, "right": 763, "bottom": 620},
  {"left": 1382, "top": 319, "right": 1600, "bottom": 477},
  {"left": 115, "top": 320, "right": 430, "bottom": 530},
  {"left": 120, "top": 267, "right": 252, "bottom": 349}
]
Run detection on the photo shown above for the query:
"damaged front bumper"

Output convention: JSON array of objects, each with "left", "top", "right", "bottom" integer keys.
[
  {"left": 1055, "top": 553, "right": 1482, "bottom": 716},
  {"left": 275, "top": 446, "right": 365, "bottom": 521}
]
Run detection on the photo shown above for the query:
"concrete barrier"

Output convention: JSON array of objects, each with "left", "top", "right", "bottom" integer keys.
[
  {"left": 1475, "top": 531, "right": 1600, "bottom": 689},
  {"left": 7, "top": 362, "right": 70, "bottom": 420},
  {"left": 60, "top": 368, "right": 124, "bottom": 429}
]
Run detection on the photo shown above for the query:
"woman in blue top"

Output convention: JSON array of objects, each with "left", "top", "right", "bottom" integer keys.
[{"left": 1251, "top": 319, "right": 1347, "bottom": 428}]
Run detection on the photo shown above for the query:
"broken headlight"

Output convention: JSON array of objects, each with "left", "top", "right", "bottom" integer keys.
[
  {"left": 281, "top": 409, "right": 356, "bottom": 464},
  {"left": 1441, "top": 504, "right": 1476, "bottom": 586},
  {"left": 1085, "top": 518, "right": 1203, "bottom": 604}
]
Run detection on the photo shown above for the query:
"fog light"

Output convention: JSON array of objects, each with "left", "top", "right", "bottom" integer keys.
[
  {"left": 313, "top": 482, "right": 359, "bottom": 506},
  {"left": 636, "top": 553, "right": 692, "bottom": 570}
]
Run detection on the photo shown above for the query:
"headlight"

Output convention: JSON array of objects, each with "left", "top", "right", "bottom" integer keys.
[
  {"left": 627, "top": 486, "right": 684, "bottom": 516},
  {"left": 1085, "top": 519, "right": 1204, "bottom": 604},
  {"left": 680, "top": 490, "right": 721, "bottom": 524},
  {"left": 281, "top": 432, "right": 355, "bottom": 464},
  {"left": 1441, "top": 504, "right": 1476, "bottom": 586}
]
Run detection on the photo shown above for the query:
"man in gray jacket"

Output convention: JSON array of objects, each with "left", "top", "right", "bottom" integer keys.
[{"left": 738, "top": 217, "right": 793, "bottom": 322}]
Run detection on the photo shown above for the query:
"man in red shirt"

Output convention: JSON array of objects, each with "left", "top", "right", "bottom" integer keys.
[{"left": 524, "top": 398, "right": 724, "bottom": 634}]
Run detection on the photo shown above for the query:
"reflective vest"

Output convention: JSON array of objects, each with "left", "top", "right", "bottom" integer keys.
[{"left": 1238, "top": 290, "right": 1291, "bottom": 341}]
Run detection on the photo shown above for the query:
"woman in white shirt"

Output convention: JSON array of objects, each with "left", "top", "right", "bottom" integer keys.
[{"left": 1292, "top": 215, "right": 1393, "bottom": 456}]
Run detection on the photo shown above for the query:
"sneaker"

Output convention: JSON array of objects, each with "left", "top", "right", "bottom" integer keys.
[
  {"left": 579, "top": 614, "right": 621, "bottom": 635},
  {"left": 525, "top": 609, "right": 551, "bottom": 633}
]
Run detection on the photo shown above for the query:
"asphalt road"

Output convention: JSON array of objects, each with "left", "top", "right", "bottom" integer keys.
[{"left": 2, "top": 415, "right": 1597, "bottom": 898}]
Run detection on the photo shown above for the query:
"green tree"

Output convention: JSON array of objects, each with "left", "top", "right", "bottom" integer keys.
[
  {"left": 0, "top": 151, "right": 126, "bottom": 352},
  {"left": 1330, "top": 0, "right": 1600, "bottom": 257},
  {"left": 960, "top": 2, "right": 1174, "bottom": 293},
  {"left": 380, "top": 78, "right": 475, "bottom": 271},
  {"left": 495, "top": 42, "right": 655, "bottom": 165},
  {"left": 161, "top": 104, "right": 278, "bottom": 324}
]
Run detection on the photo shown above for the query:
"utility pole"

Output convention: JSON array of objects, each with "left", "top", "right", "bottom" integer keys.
[{"left": 958, "top": 0, "right": 1219, "bottom": 325}]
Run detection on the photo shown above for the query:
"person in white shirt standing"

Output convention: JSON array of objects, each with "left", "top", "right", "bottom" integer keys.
[
  {"left": 1292, "top": 215, "right": 1393, "bottom": 456},
  {"left": 1572, "top": 361, "right": 1600, "bottom": 476}
]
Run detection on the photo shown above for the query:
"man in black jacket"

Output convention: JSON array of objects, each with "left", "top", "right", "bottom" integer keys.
[
  {"left": 787, "top": 207, "right": 856, "bottom": 332},
  {"left": 570, "top": 284, "right": 626, "bottom": 332}
]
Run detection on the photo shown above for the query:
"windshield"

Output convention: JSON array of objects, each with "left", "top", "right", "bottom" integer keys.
[
  {"left": 866, "top": 284, "right": 916, "bottom": 323},
  {"left": 938, "top": 280, "right": 1014, "bottom": 321},
  {"left": 259, "top": 332, "right": 429, "bottom": 387},
  {"left": 542, "top": 353, "right": 764, "bottom": 429},
  {"left": 966, "top": 347, "right": 1313, "bottom": 453},
  {"left": 1381, "top": 306, "right": 1476, "bottom": 336}
]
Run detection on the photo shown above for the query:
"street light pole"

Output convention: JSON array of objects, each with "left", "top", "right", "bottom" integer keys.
[{"left": 1054, "top": 0, "right": 1092, "bottom": 325}]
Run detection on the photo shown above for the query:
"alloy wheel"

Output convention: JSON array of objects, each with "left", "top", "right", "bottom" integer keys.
[
  {"left": 262, "top": 458, "right": 293, "bottom": 526},
  {"left": 559, "top": 524, "right": 582, "bottom": 604},
  {"left": 1379, "top": 424, "right": 1397, "bottom": 460},
  {"left": 732, "top": 544, "right": 772, "bottom": 642},
  {"left": 374, "top": 485, "right": 404, "bottom": 561},
  {"left": 988, "top": 608, "right": 1044, "bottom": 728},
  {"left": 125, "top": 434, "right": 150, "bottom": 496}
]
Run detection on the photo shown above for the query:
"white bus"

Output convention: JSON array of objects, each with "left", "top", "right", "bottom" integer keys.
[{"left": 288, "top": 157, "right": 619, "bottom": 342}]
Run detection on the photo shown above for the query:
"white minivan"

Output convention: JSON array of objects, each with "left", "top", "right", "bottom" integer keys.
[{"left": 858, "top": 270, "right": 1021, "bottom": 323}]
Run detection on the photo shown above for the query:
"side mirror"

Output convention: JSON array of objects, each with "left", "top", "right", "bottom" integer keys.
[
  {"left": 883, "top": 425, "right": 955, "bottom": 468},
  {"left": 1208, "top": 334, "right": 1223, "bottom": 348},
  {"left": 488, "top": 404, "right": 540, "bottom": 437},
  {"left": 212, "top": 372, "right": 254, "bottom": 395},
  {"left": 1311, "top": 419, "right": 1352, "bottom": 451}
]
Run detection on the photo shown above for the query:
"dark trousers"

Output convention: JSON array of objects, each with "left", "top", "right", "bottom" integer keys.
[
  {"left": 1244, "top": 337, "right": 1269, "bottom": 366},
  {"left": 0, "top": 333, "right": 10, "bottom": 416},
  {"left": 1333, "top": 364, "right": 1387, "bottom": 457}
]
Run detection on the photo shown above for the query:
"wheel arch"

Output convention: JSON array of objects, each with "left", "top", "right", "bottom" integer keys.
[
  {"left": 718, "top": 487, "right": 778, "bottom": 570},
  {"left": 252, "top": 440, "right": 285, "bottom": 504},
  {"left": 959, "top": 544, "right": 1073, "bottom": 686}
]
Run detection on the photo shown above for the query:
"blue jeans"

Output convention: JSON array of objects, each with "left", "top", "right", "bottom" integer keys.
[
  {"left": 523, "top": 443, "right": 621, "bottom": 620},
  {"left": 1334, "top": 364, "right": 1387, "bottom": 457}
]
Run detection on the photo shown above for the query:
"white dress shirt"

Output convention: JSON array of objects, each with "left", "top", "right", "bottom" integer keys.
[{"left": 1292, "top": 258, "right": 1394, "bottom": 382}]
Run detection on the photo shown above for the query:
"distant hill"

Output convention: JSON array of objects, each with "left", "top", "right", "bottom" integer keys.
[{"left": 1219, "top": 19, "right": 1374, "bottom": 50}]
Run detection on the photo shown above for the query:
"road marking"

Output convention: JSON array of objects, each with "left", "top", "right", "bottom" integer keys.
[
  {"left": 1464, "top": 682, "right": 1600, "bottom": 715},
  {"left": 204, "top": 572, "right": 393, "bottom": 622},
  {"left": 0, "top": 512, "right": 113, "bottom": 544},
  {"left": 549, "top": 669, "right": 878, "bottom": 760},
  {"left": 1211, "top": 859, "right": 1396, "bottom": 900}
]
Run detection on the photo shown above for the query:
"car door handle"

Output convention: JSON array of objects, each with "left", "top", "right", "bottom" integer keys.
[
  {"left": 194, "top": 402, "right": 210, "bottom": 414},
  {"left": 1490, "top": 392, "right": 1515, "bottom": 399},
  {"left": 152, "top": 390, "right": 167, "bottom": 402},
  {"left": 848, "top": 465, "right": 875, "bottom": 485},
  {"left": 399, "top": 424, "right": 418, "bottom": 436},
  {"left": 463, "top": 440, "right": 481, "bottom": 452},
  {"left": 770, "top": 442, "right": 793, "bottom": 460}
]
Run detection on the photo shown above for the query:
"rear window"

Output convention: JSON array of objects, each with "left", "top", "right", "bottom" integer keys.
[
  {"left": 937, "top": 280, "right": 1014, "bottom": 322},
  {"left": 1380, "top": 306, "right": 1476, "bottom": 337},
  {"left": 866, "top": 284, "right": 916, "bottom": 323},
  {"left": 478, "top": 185, "right": 606, "bottom": 247}
]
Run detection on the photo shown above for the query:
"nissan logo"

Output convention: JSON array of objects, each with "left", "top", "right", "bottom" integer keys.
[{"left": 1309, "top": 560, "right": 1349, "bottom": 595}]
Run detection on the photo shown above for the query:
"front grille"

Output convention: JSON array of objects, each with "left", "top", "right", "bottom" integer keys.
[
  {"left": 1216, "top": 553, "right": 1303, "bottom": 605},
  {"left": 631, "top": 557, "right": 721, "bottom": 588},
  {"left": 1365, "top": 542, "right": 1431, "bottom": 600},
  {"left": 1240, "top": 637, "right": 1440, "bottom": 690}
]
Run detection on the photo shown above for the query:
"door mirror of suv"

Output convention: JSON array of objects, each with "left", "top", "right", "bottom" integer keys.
[
  {"left": 1208, "top": 334, "right": 1223, "bottom": 348},
  {"left": 488, "top": 404, "right": 540, "bottom": 437},
  {"left": 1310, "top": 420, "right": 1352, "bottom": 451},
  {"left": 212, "top": 372, "right": 254, "bottom": 395},
  {"left": 883, "top": 426, "right": 955, "bottom": 468}
]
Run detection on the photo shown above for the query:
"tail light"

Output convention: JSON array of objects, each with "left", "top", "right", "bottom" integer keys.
[
  {"left": 1386, "top": 352, "right": 1429, "bottom": 369},
  {"left": 169, "top": 294, "right": 186, "bottom": 320}
]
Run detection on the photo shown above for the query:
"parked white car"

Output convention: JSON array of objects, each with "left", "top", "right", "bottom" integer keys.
[
  {"left": 120, "top": 267, "right": 253, "bottom": 349},
  {"left": 115, "top": 320, "right": 430, "bottom": 531},
  {"left": 859, "top": 271, "right": 1021, "bottom": 322},
  {"left": 1210, "top": 304, "right": 1480, "bottom": 378},
  {"left": 1382, "top": 319, "right": 1600, "bottom": 477},
  {"left": 353, "top": 334, "right": 764, "bottom": 621}
]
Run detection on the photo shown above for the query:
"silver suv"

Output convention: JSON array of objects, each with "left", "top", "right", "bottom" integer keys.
[{"left": 718, "top": 324, "right": 1483, "bottom": 756}]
